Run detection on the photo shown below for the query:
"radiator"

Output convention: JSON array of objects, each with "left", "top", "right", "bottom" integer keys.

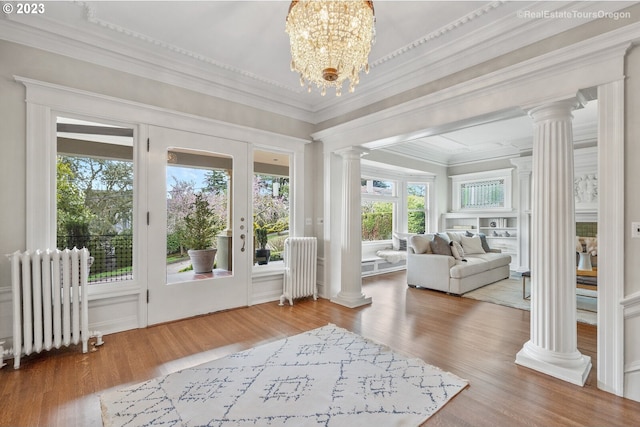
[
  {"left": 280, "top": 237, "right": 317, "bottom": 306},
  {"left": 3, "top": 248, "right": 103, "bottom": 369}
]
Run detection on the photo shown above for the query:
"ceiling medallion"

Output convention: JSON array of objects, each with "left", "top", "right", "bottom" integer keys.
[{"left": 285, "top": 0, "right": 376, "bottom": 97}]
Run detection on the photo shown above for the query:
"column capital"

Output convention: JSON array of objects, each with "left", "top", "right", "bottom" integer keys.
[
  {"left": 336, "top": 146, "right": 369, "bottom": 159},
  {"left": 524, "top": 93, "right": 588, "bottom": 122},
  {"left": 528, "top": 99, "right": 584, "bottom": 123}
]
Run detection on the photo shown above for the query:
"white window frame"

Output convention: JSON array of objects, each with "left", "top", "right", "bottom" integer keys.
[
  {"left": 450, "top": 168, "right": 513, "bottom": 212},
  {"left": 407, "top": 178, "right": 435, "bottom": 234}
]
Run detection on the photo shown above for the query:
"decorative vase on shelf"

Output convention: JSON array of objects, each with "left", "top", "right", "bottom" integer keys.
[{"left": 578, "top": 252, "right": 592, "bottom": 271}]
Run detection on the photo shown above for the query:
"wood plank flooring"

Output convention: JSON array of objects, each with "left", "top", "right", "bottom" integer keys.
[{"left": 1, "top": 270, "right": 639, "bottom": 427}]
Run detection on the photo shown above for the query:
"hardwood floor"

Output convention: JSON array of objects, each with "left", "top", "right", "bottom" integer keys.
[{"left": 1, "top": 270, "right": 639, "bottom": 426}]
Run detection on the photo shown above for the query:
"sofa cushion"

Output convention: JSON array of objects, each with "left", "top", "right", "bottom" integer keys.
[
  {"left": 461, "top": 235, "right": 486, "bottom": 254},
  {"left": 467, "top": 231, "right": 491, "bottom": 252},
  {"left": 431, "top": 234, "right": 452, "bottom": 256},
  {"left": 468, "top": 253, "right": 512, "bottom": 268},
  {"left": 410, "top": 235, "right": 432, "bottom": 254},
  {"left": 449, "top": 253, "right": 511, "bottom": 279},
  {"left": 446, "top": 232, "right": 465, "bottom": 243}
]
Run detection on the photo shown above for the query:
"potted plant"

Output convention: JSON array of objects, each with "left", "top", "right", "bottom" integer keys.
[
  {"left": 183, "top": 193, "right": 220, "bottom": 273},
  {"left": 254, "top": 223, "right": 271, "bottom": 265}
]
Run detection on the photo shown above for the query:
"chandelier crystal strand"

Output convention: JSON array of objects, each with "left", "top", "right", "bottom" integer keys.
[{"left": 286, "top": 0, "right": 375, "bottom": 96}]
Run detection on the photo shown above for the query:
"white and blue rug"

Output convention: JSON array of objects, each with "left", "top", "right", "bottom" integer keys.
[{"left": 101, "top": 324, "right": 468, "bottom": 427}]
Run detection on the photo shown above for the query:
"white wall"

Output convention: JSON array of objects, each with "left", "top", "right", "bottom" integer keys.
[{"left": 623, "top": 45, "right": 640, "bottom": 401}]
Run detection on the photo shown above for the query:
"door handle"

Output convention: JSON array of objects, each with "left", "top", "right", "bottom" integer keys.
[{"left": 240, "top": 234, "right": 246, "bottom": 252}]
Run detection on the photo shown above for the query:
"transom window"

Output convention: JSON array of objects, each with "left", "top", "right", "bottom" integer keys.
[
  {"left": 460, "top": 179, "right": 505, "bottom": 209},
  {"left": 450, "top": 169, "right": 513, "bottom": 211}
]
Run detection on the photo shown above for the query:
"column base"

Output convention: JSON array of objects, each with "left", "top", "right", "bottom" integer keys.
[
  {"left": 515, "top": 340, "right": 592, "bottom": 386},
  {"left": 331, "top": 292, "right": 372, "bottom": 308}
]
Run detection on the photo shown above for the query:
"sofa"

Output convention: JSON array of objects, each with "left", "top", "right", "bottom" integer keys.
[{"left": 407, "top": 232, "right": 511, "bottom": 295}]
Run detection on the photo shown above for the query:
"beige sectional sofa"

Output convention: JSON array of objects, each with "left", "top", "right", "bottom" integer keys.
[{"left": 407, "top": 232, "right": 511, "bottom": 295}]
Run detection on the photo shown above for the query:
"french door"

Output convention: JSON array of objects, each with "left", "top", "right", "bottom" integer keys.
[{"left": 147, "top": 126, "right": 250, "bottom": 325}]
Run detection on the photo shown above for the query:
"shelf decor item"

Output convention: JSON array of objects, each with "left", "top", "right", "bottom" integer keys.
[
  {"left": 490, "top": 221, "right": 497, "bottom": 227},
  {"left": 578, "top": 252, "right": 593, "bottom": 271}
]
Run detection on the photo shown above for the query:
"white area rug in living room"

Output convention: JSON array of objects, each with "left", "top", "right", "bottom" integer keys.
[
  {"left": 463, "top": 278, "right": 597, "bottom": 325},
  {"left": 101, "top": 324, "right": 468, "bottom": 427}
]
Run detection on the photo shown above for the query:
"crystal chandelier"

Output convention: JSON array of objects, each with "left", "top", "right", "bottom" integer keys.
[{"left": 285, "top": 0, "right": 376, "bottom": 96}]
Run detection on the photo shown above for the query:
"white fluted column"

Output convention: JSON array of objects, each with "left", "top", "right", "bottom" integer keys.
[
  {"left": 515, "top": 99, "right": 592, "bottom": 386},
  {"left": 331, "top": 147, "right": 372, "bottom": 308}
]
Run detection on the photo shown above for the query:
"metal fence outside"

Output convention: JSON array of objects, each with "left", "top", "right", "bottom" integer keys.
[{"left": 57, "top": 234, "right": 133, "bottom": 284}]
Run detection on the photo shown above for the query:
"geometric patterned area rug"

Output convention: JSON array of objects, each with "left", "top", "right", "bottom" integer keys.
[
  {"left": 463, "top": 277, "right": 597, "bottom": 325},
  {"left": 101, "top": 324, "right": 468, "bottom": 427}
]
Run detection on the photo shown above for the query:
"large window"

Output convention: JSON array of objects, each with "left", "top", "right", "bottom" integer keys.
[{"left": 360, "top": 173, "right": 435, "bottom": 242}]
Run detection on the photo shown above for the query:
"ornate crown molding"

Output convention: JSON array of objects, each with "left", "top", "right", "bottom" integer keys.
[
  {"left": 370, "top": 1, "right": 506, "bottom": 68},
  {"left": 77, "top": 2, "right": 300, "bottom": 94}
]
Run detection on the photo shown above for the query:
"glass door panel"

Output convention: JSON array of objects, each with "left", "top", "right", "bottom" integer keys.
[{"left": 166, "top": 149, "right": 233, "bottom": 282}]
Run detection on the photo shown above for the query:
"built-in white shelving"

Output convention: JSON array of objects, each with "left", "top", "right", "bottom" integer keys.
[{"left": 442, "top": 212, "right": 519, "bottom": 269}]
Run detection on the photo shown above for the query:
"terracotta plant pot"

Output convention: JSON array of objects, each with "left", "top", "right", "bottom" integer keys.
[{"left": 188, "top": 248, "right": 217, "bottom": 273}]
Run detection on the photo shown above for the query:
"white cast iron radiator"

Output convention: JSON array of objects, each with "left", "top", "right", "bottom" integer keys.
[
  {"left": 2, "top": 248, "right": 104, "bottom": 369},
  {"left": 279, "top": 237, "right": 318, "bottom": 306}
]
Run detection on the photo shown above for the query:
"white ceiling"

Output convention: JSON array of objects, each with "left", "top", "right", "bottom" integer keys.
[
  {"left": 382, "top": 99, "right": 599, "bottom": 166},
  {"left": 1, "top": 1, "right": 625, "bottom": 165}
]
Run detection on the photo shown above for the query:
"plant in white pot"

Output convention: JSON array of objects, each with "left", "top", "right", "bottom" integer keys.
[{"left": 183, "top": 193, "right": 221, "bottom": 273}]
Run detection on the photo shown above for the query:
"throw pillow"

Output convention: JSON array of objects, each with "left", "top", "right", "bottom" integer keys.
[
  {"left": 430, "top": 234, "right": 453, "bottom": 256},
  {"left": 399, "top": 238, "right": 407, "bottom": 251},
  {"left": 461, "top": 234, "right": 486, "bottom": 254},
  {"left": 435, "top": 232, "right": 451, "bottom": 243},
  {"left": 478, "top": 233, "right": 491, "bottom": 252},
  {"left": 450, "top": 241, "right": 465, "bottom": 260},
  {"left": 410, "top": 235, "right": 432, "bottom": 254}
]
